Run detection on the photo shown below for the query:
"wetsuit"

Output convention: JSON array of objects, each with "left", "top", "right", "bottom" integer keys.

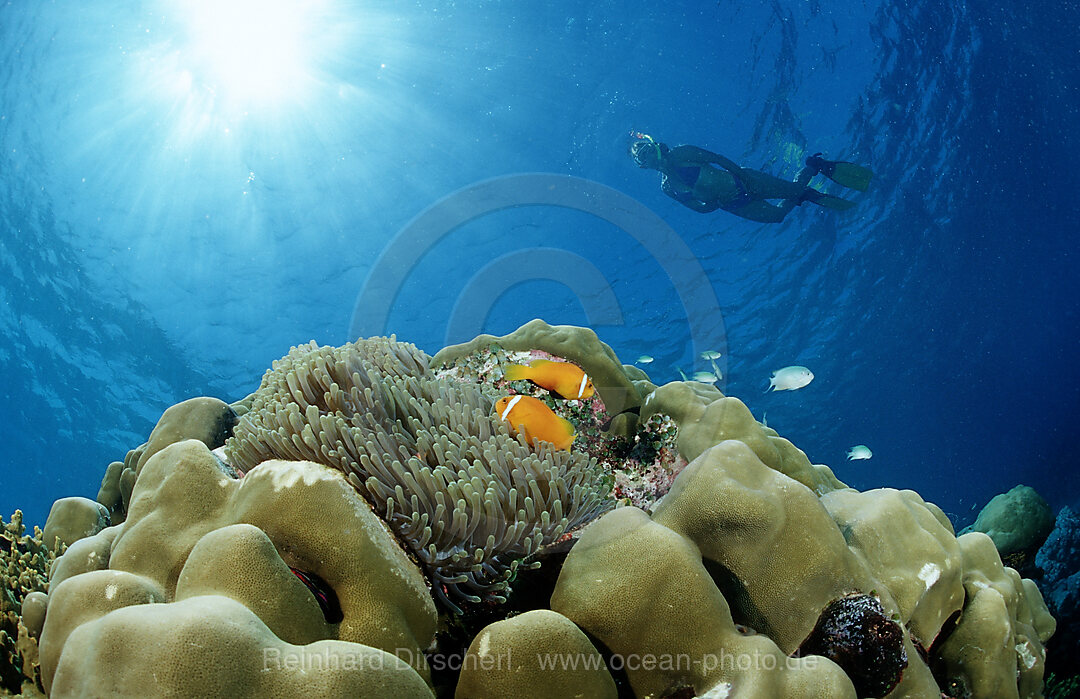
[{"left": 663, "top": 164, "right": 753, "bottom": 212}]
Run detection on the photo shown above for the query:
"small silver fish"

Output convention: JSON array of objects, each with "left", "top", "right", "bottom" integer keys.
[
  {"left": 846, "top": 445, "right": 872, "bottom": 461},
  {"left": 700, "top": 350, "right": 722, "bottom": 360},
  {"left": 636, "top": 355, "right": 654, "bottom": 364},
  {"left": 767, "top": 366, "right": 814, "bottom": 391},
  {"left": 692, "top": 371, "right": 718, "bottom": 384}
]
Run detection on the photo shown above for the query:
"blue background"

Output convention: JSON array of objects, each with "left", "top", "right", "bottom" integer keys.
[{"left": 1, "top": 0, "right": 1077, "bottom": 528}]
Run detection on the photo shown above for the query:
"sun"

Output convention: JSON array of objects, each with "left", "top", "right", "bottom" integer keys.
[{"left": 173, "top": 0, "right": 322, "bottom": 106}]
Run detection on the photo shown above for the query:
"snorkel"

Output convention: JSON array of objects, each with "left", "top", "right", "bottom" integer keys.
[{"left": 630, "top": 131, "right": 663, "bottom": 168}]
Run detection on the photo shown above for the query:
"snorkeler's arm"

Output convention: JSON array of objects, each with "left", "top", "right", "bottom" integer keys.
[{"left": 670, "top": 145, "right": 743, "bottom": 174}]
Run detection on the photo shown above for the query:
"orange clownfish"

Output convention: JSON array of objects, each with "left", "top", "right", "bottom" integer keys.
[
  {"left": 503, "top": 359, "right": 595, "bottom": 400},
  {"left": 494, "top": 395, "right": 576, "bottom": 451}
]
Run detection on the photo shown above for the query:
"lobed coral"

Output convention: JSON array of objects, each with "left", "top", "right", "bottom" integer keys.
[
  {"left": 225, "top": 337, "right": 612, "bottom": 610},
  {"left": 96, "top": 397, "right": 239, "bottom": 525},
  {"left": 962, "top": 484, "right": 1055, "bottom": 575},
  {"left": 21, "top": 321, "right": 1060, "bottom": 698},
  {"left": 40, "top": 499, "right": 109, "bottom": 552},
  {"left": 932, "top": 532, "right": 1055, "bottom": 698},
  {"left": 49, "top": 595, "right": 431, "bottom": 698},
  {"left": 638, "top": 379, "right": 847, "bottom": 494},
  {"left": 455, "top": 610, "right": 617, "bottom": 699},
  {"left": 550, "top": 503, "right": 860, "bottom": 698},
  {"left": 39, "top": 442, "right": 438, "bottom": 697}
]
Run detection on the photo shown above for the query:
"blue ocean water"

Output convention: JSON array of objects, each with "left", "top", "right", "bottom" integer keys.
[{"left": 0, "top": 0, "right": 1076, "bottom": 530}]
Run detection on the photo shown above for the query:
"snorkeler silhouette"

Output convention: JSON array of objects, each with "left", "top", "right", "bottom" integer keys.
[{"left": 629, "top": 133, "right": 872, "bottom": 223}]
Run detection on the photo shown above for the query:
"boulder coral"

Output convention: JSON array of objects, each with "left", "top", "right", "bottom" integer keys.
[
  {"left": 820, "top": 487, "right": 965, "bottom": 649},
  {"left": 961, "top": 484, "right": 1055, "bottom": 560},
  {"left": 550, "top": 504, "right": 860, "bottom": 698},
  {"left": 454, "top": 610, "right": 617, "bottom": 699},
  {"left": 651, "top": 440, "right": 877, "bottom": 654},
  {"left": 96, "top": 396, "right": 239, "bottom": 525},
  {"left": 38, "top": 441, "right": 438, "bottom": 697},
  {"left": 639, "top": 380, "right": 846, "bottom": 494},
  {"left": 40, "top": 498, "right": 109, "bottom": 551},
  {"left": 931, "top": 532, "right": 1055, "bottom": 698},
  {"left": 21, "top": 321, "right": 1059, "bottom": 698},
  {"left": 50, "top": 595, "right": 431, "bottom": 698}
]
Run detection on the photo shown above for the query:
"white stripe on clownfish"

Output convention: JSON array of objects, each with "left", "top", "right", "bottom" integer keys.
[{"left": 501, "top": 395, "right": 523, "bottom": 421}]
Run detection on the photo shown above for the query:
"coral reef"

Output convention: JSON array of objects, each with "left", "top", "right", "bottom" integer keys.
[
  {"left": 454, "top": 610, "right": 617, "bottom": 699},
  {"left": 1, "top": 511, "right": 57, "bottom": 695},
  {"left": 550, "top": 504, "right": 859, "bottom": 697},
  {"left": 38, "top": 442, "right": 438, "bottom": 697},
  {"left": 1037, "top": 507, "right": 1080, "bottom": 585},
  {"left": 40, "top": 499, "right": 109, "bottom": 551},
  {"left": 651, "top": 440, "right": 875, "bottom": 654},
  {"left": 930, "top": 531, "right": 1055, "bottom": 698},
  {"left": 962, "top": 485, "right": 1055, "bottom": 571},
  {"left": 20, "top": 322, "right": 1060, "bottom": 698},
  {"left": 50, "top": 595, "right": 431, "bottom": 698},
  {"left": 639, "top": 379, "right": 847, "bottom": 494},
  {"left": 96, "top": 397, "right": 239, "bottom": 525},
  {"left": 225, "top": 338, "right": 611, "bottom": 609},
  {"left": 820, "top": 487, "right": 964, "bottom": 649}
]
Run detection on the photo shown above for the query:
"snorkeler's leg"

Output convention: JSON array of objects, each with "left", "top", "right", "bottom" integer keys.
[
  {"left": 798, "top": 189, "right": 857, "bottom": 211},
  {"left": 772, "top": 196, "right": 802, "bottom": 221},
  {"left": 733, "top": 161, "right": 841, "bottom": 220},
  {"left": 752, "top": 174, "right": 828, "bottom": 220},
  {"left": 739, "top": 161, "right": 832, "bottom": 215},
  {"left": 731, "top": 200, "right": 789, "bottom": 223},
  {"left": 736, "top": 167, "right": 817, "bottom": 199}
]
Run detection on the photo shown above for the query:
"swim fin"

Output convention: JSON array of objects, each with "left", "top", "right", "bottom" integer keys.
[
  {"left": 819, "top": 160, "right": 874, "bottom": 192},
  {"left": 801, "top": 189, "right": 857, "bottom": 211},
  {"left": 813, "top": 193, "right": 858, "bottom": 211}
]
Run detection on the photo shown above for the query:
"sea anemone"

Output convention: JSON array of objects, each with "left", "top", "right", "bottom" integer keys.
[{"left": 226, "top": 338, "right": 612, "bottom": 611}]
